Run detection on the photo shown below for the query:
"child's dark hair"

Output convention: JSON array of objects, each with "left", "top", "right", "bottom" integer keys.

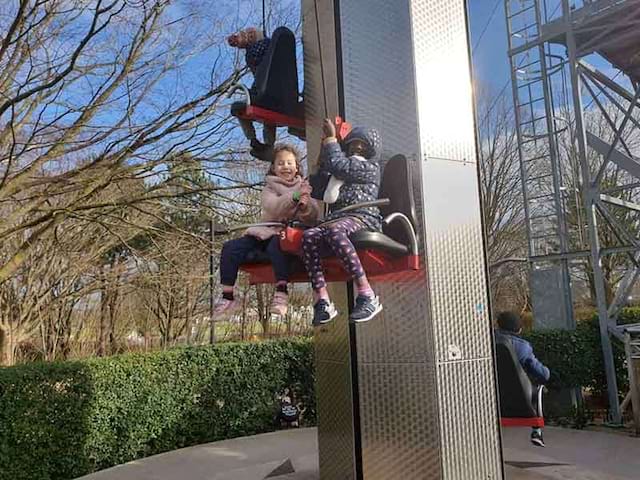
[
  {"left": 496, "top": 311, "right": 522, "bottom": 333},
  {"left": 268, "top": 143, "right": 303, "bottom": 177}
]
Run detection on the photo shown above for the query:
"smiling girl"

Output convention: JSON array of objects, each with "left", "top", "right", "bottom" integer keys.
[{"left": 214, "top": 144, "right": 319, "bottom": 317}]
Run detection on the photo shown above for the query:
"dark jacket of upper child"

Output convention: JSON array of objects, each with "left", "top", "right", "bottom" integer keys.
[
  {"left": 227, "top": 27, "right": 271, "bottom": 78},
  {"left": 319, "top": 127, "right": 383, "bottom": 231},
  {"left": 494, "top": 311, "right": 550, "bottom": 385}
]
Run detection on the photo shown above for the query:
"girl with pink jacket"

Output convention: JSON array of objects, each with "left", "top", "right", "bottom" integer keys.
[{"left": 214, "top": 144, "right": 320, "bottom": 317}]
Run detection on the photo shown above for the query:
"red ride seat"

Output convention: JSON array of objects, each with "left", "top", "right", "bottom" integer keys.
[
  {"left": 240, "top": 154, "right": 420, "bottom": 284},
  {"left": 495, "top": 339, "right": 545, "bottom": 428}
]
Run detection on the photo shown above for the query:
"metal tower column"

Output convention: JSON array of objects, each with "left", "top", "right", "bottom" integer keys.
[{"left": 304, "top": 1, "right": 503, "bottom": 478}]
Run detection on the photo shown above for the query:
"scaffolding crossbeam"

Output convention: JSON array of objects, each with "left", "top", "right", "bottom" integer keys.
[{"left": 588, "top": 132, "right": 640, "bottom": 179}]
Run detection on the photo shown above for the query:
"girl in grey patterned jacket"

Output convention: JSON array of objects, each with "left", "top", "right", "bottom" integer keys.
[{"left": 302, "top": 119, "right": 383, "bottom": 325}]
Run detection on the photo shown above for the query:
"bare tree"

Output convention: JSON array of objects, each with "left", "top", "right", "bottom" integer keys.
[
  {"left": 476, "top": 87, "right": 529, "bottom": 312},
  {"left": 0, "top": 0, "right": 247, "bottom": 283},
  {"left": 557, "top": 103, "right": 640, "bottom": 305}
]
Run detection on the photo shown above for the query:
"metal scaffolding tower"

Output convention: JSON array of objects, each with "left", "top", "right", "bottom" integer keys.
[{"left": 505, "top": 0, "right": 640, "bottom": 424}]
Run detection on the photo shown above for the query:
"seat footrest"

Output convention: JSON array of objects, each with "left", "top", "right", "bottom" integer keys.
[
  {"left": 240, "top": 252, "right": 420, "bottom": 285},
  {"left": 233, "top": 104, "right": 305, "bottom": 130},
  {"left": 500, "top": 417, "right": 544, "bottom": 428}
]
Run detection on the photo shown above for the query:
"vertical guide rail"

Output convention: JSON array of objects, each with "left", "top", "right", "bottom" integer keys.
[
  {"left": 624, "top": 330, "right": 640, "bottom": 434},
  {"left": 505, "top": 0, "right": 574, "bottom": 326},
  {"left": 505, "top": 0, "right": 535, "bottom": 259},
  {"left": 561, "top": 0, "right": 621, "bottom": 422},
  {"left": 209, "top": 218, "right": 216, "bottom": 345}
]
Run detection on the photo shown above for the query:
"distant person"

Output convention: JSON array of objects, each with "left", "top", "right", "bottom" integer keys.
[{"left": 495, "top": 311, "right": 550, "bottom": 447}]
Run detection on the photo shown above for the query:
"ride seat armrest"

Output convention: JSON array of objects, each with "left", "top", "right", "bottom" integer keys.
[
  {"left": 383, "top": 212, "right": 418, "bottom": 255},
  {"left": 534, "top": 385, "right": 544, "bottom": 418},
  {"left": 214, "top": 221, "right": 286, "bottom": 235},
  {"left": 227, "top": 83, "right": 251, "bottom": 105},
  {"left": 332, "top": 198, "right": 391, "bottom": 215}
]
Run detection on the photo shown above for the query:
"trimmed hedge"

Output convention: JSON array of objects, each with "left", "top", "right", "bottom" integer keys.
[
  {"left": 2, "top": 308, "right": 638, "bottom": 480},
  {"left": 0, "top": 339, "right": 314, "bottom": 480},
  {"left": 522, "top": 307, "right": 640, "bottom": 396}
]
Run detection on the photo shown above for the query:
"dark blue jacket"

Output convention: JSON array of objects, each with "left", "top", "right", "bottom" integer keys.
[
  {"left": 246, "top": 38, "right": 270, "bottom": 75},
  {"left": 495, "top": 329, "right": 550, "bottom": 385},
  {"left": 319, "top": 141, "right": 382, "bottom": 231}
]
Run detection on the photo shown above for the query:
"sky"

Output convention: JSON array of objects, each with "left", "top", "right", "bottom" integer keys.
[{"left": 468, "top": 0, "right": 512, "bottom": 92}]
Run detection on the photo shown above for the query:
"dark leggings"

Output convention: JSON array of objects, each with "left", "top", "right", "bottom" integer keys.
[
  {"left": 220, "top": 235, "right": 289, "bottom": 286},
  {"left": 301, "top": 217, "right": 365, "bottom": 290}
]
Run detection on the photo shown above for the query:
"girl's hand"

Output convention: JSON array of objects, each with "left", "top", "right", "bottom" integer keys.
[
  {"left": 298, "top": 192, "right": 310, "bottom": 208},
  {"left": 300, "top": 182, "right": 313, "bottom": 196},
  {"left": 322, "top": 118, "right": 336, "bottom": 139}
]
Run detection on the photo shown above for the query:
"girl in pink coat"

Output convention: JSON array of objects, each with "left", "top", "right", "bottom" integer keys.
[{"left": 214, "top": 144, "right": 320, "bottom": 317}]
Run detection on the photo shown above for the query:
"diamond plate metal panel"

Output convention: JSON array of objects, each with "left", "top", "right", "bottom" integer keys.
[
  {"left": 410, "top": 0, "right": 477, "bottom": 164},
  {"left": 302, "top": 0, "right": 341, "bottom": 163},
  {"left": 357, "top": 272, "right": 431, "bottom": 365},
  {"left": 315, "top": 357, "right": 356, "bottom": 480},
  {"left": 408, "top": 0, "right": 503, "bottom": 476},
  {"left": 314, "top": 286, "right": 356, "bottom": 480},
  {"left": 359, "top": 364, "right": 440, "bottom": 480},
  {"left": 337, "top": 1, "right": 444, "bottom": 478},
  {"left": 437, "top": 359, "right": 502, "bottom": 479},
  {"left": 422, "top": 161, "right": 493, "bottom": 363},
  {"left": 337, "top": 0, "right": 421, "bottom": 157}
]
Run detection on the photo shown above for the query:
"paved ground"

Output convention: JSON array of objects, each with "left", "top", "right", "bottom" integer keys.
[{"left": 78, "top": 427, "right": 639, "bottom": 480}]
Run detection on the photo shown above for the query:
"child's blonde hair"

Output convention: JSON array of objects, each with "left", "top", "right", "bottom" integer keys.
[{"left": 269, "top": 143, "right": 303, "bottom": 177}]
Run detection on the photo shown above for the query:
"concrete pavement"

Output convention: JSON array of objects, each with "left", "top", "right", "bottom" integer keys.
[{"left": 77, "top": 427, "right": 640, "bottom": 480}]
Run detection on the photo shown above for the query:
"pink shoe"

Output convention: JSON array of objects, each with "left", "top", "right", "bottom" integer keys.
[
  {"left": 270, "top": 291, "right": 288, "bottom": 316},
  {"left": 214, "top": 297, "right": 240, "bottom": 318}
]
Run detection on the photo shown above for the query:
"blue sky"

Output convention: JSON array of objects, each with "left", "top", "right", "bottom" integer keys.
[{"left": 469, "top": 0, "right": 511, "bottom": 92}]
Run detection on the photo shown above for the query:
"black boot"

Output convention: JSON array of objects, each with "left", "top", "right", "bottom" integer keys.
[{"left": 250, "top": 139, "right": 274, "bottom": 162}]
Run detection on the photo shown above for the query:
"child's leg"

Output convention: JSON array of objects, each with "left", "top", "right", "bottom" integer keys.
[
  {"left": 324, "top": 219, "right": 371, "bottom": 294},
  {"left": 266, "top": 236, "right": 290, "bottom": 285},
  {"left": 263, "top": 123, "right": 276, "bottom": 146},
  {"left": 220, "top": 236, "right": 261, "bottom": 293},
  {"left": 324, "top": 218, "right": 382, "bottom": 322},
  {"left": 238, "top": 118, "right": 257, "bottom": 142},
  {"left": 302, "top": 226, "right": 329, "bottom": 297},
  {"left": 266, "top": 236, "right": 290, "bottom": 316},
  {"left": 302, "top": 226, "right": 338, "bottom": 325}
]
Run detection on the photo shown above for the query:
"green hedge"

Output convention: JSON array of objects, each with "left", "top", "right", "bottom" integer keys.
[
  {"left": 0, "top": 339, "right": 315, "bottom": 480},
  {"left": 2, "top": 308, "right": 638, "bottom": 480},
  {"left": 522, "top": 307, "right": 640, "bottom": 396}
]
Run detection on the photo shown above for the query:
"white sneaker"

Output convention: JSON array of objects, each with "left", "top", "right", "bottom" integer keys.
[
  {"left": 214, "top": 298, "right": 240, "bottom": 319},
  {"left": 270, "top": 291, "right": 288, "bottom": 316}
]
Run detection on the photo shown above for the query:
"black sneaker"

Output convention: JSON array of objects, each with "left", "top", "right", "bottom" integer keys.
[
  {"left": 530, "top": 428, "right": 545, "bottom": 447},
  {"left": 312, "top": 299, "right": 337, "bottom": 326},
  {"left": 249, "top": 140, "right": 274, "bottom": 162},
  {"left": 350, "top": 295, "right": 382, "bottom": 323}
]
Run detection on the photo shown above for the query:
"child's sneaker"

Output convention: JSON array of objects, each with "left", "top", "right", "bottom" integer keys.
[
  {"left": 350, "top": 295, "right": 382, "bottom": 323},
  {"left": 312, "top": 299, "right": 337, "bottom": 326},
  {"left": 270, "top": 291, "right": 288, "bottom": 317},
  {"left": 530, "top": 428, "right": 545, "bottom": 447},
  {"left": 214, "top": 297, "right": 240, "bottom": 318}
]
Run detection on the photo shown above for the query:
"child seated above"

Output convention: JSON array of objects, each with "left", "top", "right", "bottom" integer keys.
[{"left": 227, "top": 27, "right": 274, "bottom": 161}]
